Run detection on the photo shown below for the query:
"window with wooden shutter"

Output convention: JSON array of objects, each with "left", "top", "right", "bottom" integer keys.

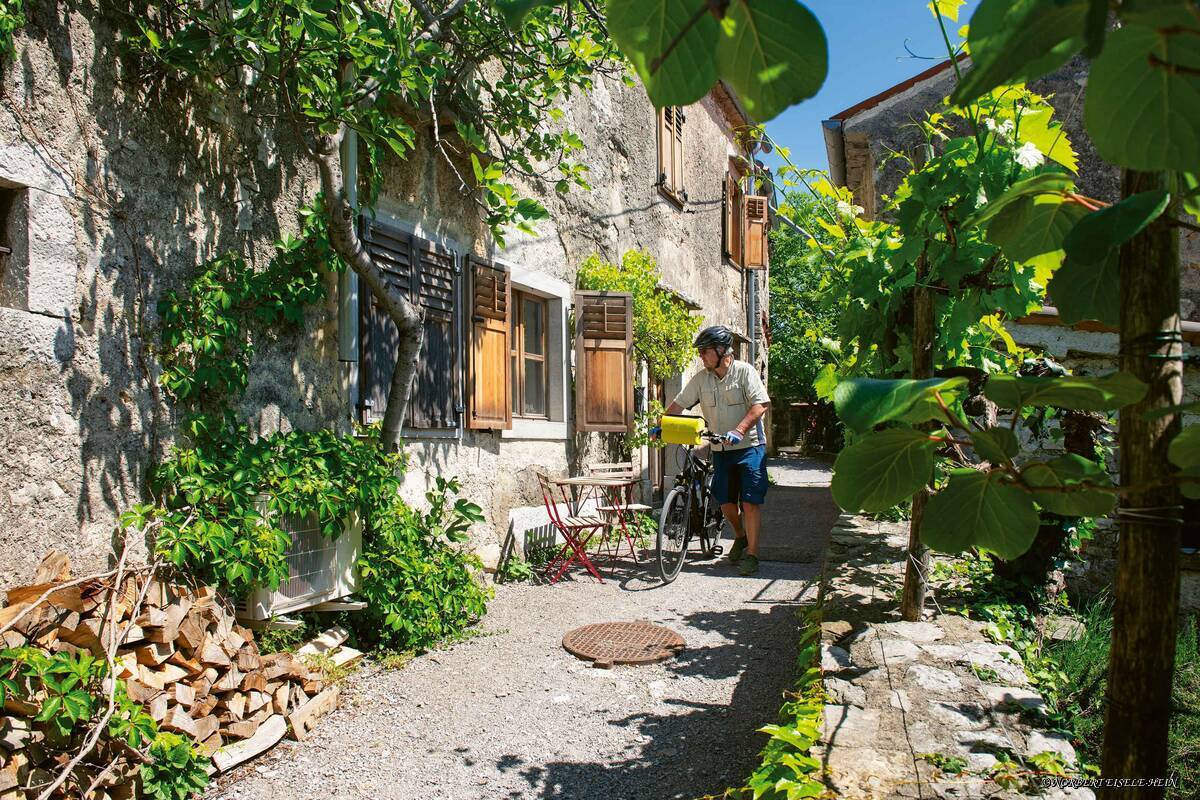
[
  {"left": 657, "top": 107, "right": 685, "bottom": 204},
  {"left": 574, "top": 290, "right": 634, "bottom": 433},
  {"left": 722, "top": 170, "right": 744, "bottom": 268},
  {"left": 743, "top": 194, "right": 769, "bottom": 269},
  {"left": 467, "top": 256, "right": 511, "bottom": 430},
  {"left": 359, "top": 216, "right": 461, "bottom": 430}
]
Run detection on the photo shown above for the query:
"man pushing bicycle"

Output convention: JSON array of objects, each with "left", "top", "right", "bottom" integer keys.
[{"left": 659, "top": 325, "right": 770, "bottom": 576}]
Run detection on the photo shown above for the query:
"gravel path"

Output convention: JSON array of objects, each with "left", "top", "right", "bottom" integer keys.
[{"left": 208, "top": 459, "right": 831, "bottom": 800}]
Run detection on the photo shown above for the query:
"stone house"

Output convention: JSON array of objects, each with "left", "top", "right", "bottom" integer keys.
[
  {"left": 821, "top": 56, "right": 1200, "bottom": 608},
  {"left": 0, "top": 6, "right": 770, "bottom": 590}
]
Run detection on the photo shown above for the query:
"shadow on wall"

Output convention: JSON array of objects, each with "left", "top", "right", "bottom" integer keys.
[
  {"left": 10, "top": 4, "right": 359, "bottom": 544},
  {"left": 489, "top": 601, "right": 809, "bottom": 799}
]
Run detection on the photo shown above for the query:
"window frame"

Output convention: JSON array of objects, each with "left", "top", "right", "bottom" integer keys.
[
  {"left": 511, "top": 289, "right": 551, "bottom": 420},
  {"left": 724, "top": 166, "right": 745, "bottom": 270},
  {"left": 657, "top": 106, "right": 686, "bottom": 206}
]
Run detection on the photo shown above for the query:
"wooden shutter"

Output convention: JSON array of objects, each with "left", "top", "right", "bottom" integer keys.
[
  {"left": 467, "top": 256, "right": 511, "bottom": 430},
  {"left": 657, "top": 108, "right": 673, "bottom": 189},
  {"left": 360, "top": 217, "right": 461, "bottom": 430},
  {"left": 743, "top": 194, "right": 769, "bottom": 270},
  {"left": 574, "top": 290, "right": 634, "bottom": 433}
]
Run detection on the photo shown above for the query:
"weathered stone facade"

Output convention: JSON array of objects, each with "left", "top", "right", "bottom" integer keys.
[{"left": 0, "top": 5, "right": 767, "bottom": 589}]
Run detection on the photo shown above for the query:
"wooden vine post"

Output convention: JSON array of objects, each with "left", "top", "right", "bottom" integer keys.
[
  {"left": 901, "top": 253, "right": 934, "bottom": 621},
  {"left": 1099, "top": 170, "right": 1183, "bottom": 797}
]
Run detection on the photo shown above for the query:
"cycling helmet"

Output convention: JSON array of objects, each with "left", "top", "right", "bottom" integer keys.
[{"left": 693, "top": 325, "right": 733, "bottom": 354}]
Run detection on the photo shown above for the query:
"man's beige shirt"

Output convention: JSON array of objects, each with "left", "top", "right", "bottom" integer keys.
[{"left": 672, "top": 359, "right": 770, "bottom": 452}]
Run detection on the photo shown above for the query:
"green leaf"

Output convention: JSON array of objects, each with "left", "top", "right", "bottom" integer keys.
[
  {"left": 1022, "top": 455, "right": 1116, "bottom": 516},
  {"left": 1084, "top": 22, "right": 1200, "bottom": 171},
  {"left": 986, "top": 193, "right": 1087, "bottom": 284},
  {"left": 812, "top": 363, "right": 838, "bottom": 401},
  {"left": 1064, "top": 190, "right": 1172, "bottom": 264},
  {"left": 928, "top": 0, "right": 966, "bottom": 21},
  {"left": 1051, "top": 190, "right": 1171, "bottom": 325},
  {"left": 961, "top": 173, "right": 1074, "bottom": 230},
  {"left": 493, "top": 0, "right": 554, "bottom": 28},
  {"left": 1144, "top": 400, "right": 1200, "bottom": 420},
  {"left": 833, "top": 377, "right": 968, "bottom": 434},
  {"left": 1169, "top": 425, "right": 1200, "bottom": 469},
  {"left": 973, "top": 427, "right": 1018, "bottom": 464},
  {"left": 951, "top": 0, "right": 1089, "bottom": 105},
  {"left": 715, "top": 0, "right": 828, "bottom": 121},
  {"left": 607, "top": 0, "right": 721, "bottom": 108},
  {"left": 831, "top": 428, "right": 938, "bottom": 514},
  {"left": 984, "top": 371, "right": 1148, "bottom": 411},
  {"left": 1048, "top": 250, "right": 1119, "bottom": 326},
  {"left": 921, "top": 469, "right": 1040, "bottom": 559}
]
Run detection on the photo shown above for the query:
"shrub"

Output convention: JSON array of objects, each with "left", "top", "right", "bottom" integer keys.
[{"left": 353, "top": 477, "right": 492, "bottom": 653}]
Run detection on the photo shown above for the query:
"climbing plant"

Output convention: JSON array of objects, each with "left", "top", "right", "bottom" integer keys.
[
  {"left": 133, "top": 0, "right": 616, "bottom": 451},
  {"left": 577, "top": 250, "right": 702, "bottom": 382}
]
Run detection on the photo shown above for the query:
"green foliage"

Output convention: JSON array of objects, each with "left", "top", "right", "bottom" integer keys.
[
  {"left": 830, "top": 428, "right": 938, "bottom": 514},
  {"left": 1168, "top": 425, "right": 1200, "bottom": 499},
  {"left": 354, "top": 476, "right": 492, "bottom": 653},
  {"left": 607, "top": 0, "right": 828, "bottom": 121},
  {"left": 145, "top": 425, "right": 404, "bottom": 596},
  {"left": 918, "top": 752, "right": 969, "bottom": 776},
  {"left": 136, "top": 0, "right": 613, "bottom": 238},
  {"left": 0, "top": 0, "right": 23, "bottom": 54},
  {"left": 727, "top": 609, "right": 825, "bottom": 799},
  {"left": 828, "top": 372, "right": 1138, "bottom": 559},
  {"left": 142, "top": 733, "right": 212, "bottom": 800},
  {"left": 496, "top": 552, "right": 536, "bottom": 584},
  {"left": 157, "top": 199, "right": 339, "bottom": 411},
  {"left": 0, "top": 647, "right": 212, "bottom": 799},
  {"left": 577, "top": 250, "right": 702, "bottom": 381}
]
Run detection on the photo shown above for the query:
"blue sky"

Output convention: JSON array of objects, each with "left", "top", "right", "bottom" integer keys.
[{"left": 762, "top": 0, "right": 980, "bottom": 174}]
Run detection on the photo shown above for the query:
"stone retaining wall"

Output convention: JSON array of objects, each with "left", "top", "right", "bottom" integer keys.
[{"left": 815, "top": 515, "right": 1094, "bottom": 799}]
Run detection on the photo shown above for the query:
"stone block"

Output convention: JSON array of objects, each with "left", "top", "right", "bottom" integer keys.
[
  {"left": 907, "top": 664, "right": 964, "bottom": 693},
  {"left": 875, "top": 620, "right": 945, "bottom": 642},
  {"left": 1026, "top": 730, "right": 1077, "bottom": 763},
  {"left": 822, "top": 705, "right": 880, "bottom": 748},
  {"left": 981, "top": 685, "right": 1046, "bottom": 713},
  {"left": 824, "top": 678, "right": 866, "bottom": 707},
  {"left": 821, "top": 644, "right": 853, "bottom": 673}
]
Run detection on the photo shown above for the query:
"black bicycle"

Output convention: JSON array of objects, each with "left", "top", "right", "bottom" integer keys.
[{"left": 656, "top": 430, "right": 726, "bottom": 583}]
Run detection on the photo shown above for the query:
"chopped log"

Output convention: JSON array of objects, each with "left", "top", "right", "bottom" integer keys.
[
  {"left": 220, "top": 720, "right": 259, "bottom": 741},
  {"left": 300, "top": 674, "right": 323, "bottom": 695},
  {"left": 198, "top": 640, "right": 232, "bottom": 668},
  {"left": 222, "top": 629, "right": 246, "bottom": 654},
  {"left": 137, "top": 607, "right": 168, "bottom": 629},
  {"left": 147, "top": 694, "right": 169, "bottom": 723},
  {"left": 192, "top": 714, "right": 219, "bottom": 742},
  {"left": 162, "top": 707, "right": 199, "bottom": 738},
  {"left": 168, "top": 650, "right": 204, "bottom": 676},
  {"left": 216, "top": 693, "right": 246, "bottom": 720},
  {"left": 146, "top": 600, "right": 192, "bottom": 644},
  {"left": 4, "top": 696, "right": 37, "bottom": 717},
  {"left": 1, "top": 630, "right": 25, "bottom": 649},
  {"left": 137, "top": 666, "right": 165, "bottom": 691},
  {"left": 287, "top": 686, "right": 339, "bottom": 742},
  {"left": 114, "top": 652, "right": 139, "bottom": 680},
  {"left": 212, "top": 667, "right": 242, "bottom": 693},
  {"left": 32, "top": 552, "right": 70, "bottom": 584},
  {"left": 246, "top": 690, "right": 270, "bottom": 714},
  {"left": 261, "top": 654, "right": 297, "bottom": 681},
  {"left": 188, "top": 677, "right": 212, "bottom": 697},
  {"left": 157, "top": 663, "right": 189, "bottom": 684},
  {"left": 174, "top": 683, "right": 196, "bottom": 708},
  {"left": 272, "top": 684, "right": 289, "bottom": 714},
  {"left": 197, "top": 732, "right": 223, "bottom": 758},
  {"left": 123, "top": 680, "right": 158, "bottom": 704},
  {"left": 175, "top": 613, "right": 208, "bottom": 651},
  {"left": 190, "top": 694, "right": 219, "bottom": 718},
  {"left": 5, "top": 583, "right": 84, "bottom": 613},
  {"left": 201, "top": 667, "right": 219, "bottom": 684},
  {"left": 295, "top": 626, "right": 349, "bottom": 659},
  {"left": 236, "top": 650, "right": 262, "bottom": 672},
  {"left": 241, "top": 671, "right": 267, "bottom": 693},
  {"left": 134, "top": 642, "right": 174, "bottom": 666},
  {"left": 0, "top": 718, "right": 34, "bottom": 752},
  {"left": 211, "top": 715, "right": 286, "bottom": 773},
  {"left": 329, "top": 646, "right": 363, "bottom": 670}
]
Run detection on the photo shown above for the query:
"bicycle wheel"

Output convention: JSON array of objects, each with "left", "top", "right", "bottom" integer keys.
[
  {"left": 657, "top": 486, "right": 691, "bottom": 583},
  {"left": 700, "top": 498, "right": 724, "bottom": 558}
]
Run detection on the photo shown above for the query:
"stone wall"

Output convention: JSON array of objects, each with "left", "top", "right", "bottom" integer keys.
[{"left": 0, "top": 6, "right": 763, "bottom": 588}]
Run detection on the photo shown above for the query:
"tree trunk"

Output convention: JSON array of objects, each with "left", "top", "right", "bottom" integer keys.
[
  {"left": 313, "top": 131, "right": 425, "bottom": 452},
  {"left": 1099, "top": 170, "right": 1183, "bottom": 798},
  {"left": 901, "top": 256, "right": 933, "bottom": 621}
]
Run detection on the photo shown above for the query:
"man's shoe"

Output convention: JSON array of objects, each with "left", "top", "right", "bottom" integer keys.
[
  {"left": 738, "top": 554, "right": 760, "bottom": 576},
  {"left": 727, "top": 537, "right": 748, "bottom": 565}
]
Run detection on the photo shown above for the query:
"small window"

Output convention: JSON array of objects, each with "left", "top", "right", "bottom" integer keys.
[
  {"left": 657, "top": 106, "right": 686, "bottom": 204},
  {"left": 511, "top": 290, "right": 549, "bottom": 418},
  {"left": 0, "top": 185, "right": 29, "bottom": 310}
]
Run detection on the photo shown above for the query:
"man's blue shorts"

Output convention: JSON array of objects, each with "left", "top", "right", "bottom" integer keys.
[{"left": 711, "top": 445, "right": 768, "bottom": 506}]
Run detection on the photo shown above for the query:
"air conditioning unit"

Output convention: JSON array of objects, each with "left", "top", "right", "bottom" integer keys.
[{"left": 239, "top": 508, "right": 362, "bottom": 621}]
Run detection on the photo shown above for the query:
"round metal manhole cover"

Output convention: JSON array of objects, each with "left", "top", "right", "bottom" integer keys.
[{"left": 562, "top": 621, "right": 686, "bottom": 667}]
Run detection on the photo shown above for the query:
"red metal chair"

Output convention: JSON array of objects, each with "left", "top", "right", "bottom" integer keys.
[{"left": 535, "top": 472, "right": 608, "bottom": 583}]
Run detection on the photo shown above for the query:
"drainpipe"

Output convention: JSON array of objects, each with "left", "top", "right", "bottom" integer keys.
[
  {"left": 821, "top": 119, "right": 847, "bottom": 187},
  {"left": 746, "top": 270, "right": 758, "bottom": 364},
  {"left": 338, "top": 126, "right": 359, "bottom": 365}
]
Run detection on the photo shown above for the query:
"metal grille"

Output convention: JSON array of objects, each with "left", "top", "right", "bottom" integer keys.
[
  {"left": 562, "top": 621, "right": 686, "bottom": 667},
  {"left": 277, "top": 513, "right": 338, "bottom": 604}
]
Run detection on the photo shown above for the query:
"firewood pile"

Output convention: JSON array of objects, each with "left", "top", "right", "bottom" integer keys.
[{"left": 1, "top": 552, "right": 354, "bottom": 798}]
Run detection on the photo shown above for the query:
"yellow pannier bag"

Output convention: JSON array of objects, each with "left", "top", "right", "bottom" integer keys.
[{"left": 660, "top": 414, "right": 705, "bottom": 446}]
